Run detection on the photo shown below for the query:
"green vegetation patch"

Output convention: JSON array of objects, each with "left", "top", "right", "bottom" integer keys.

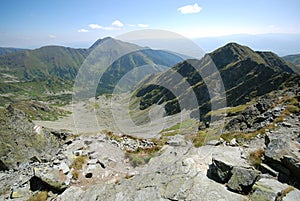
[{"left": 125, "top": 147, "right": 161, "bottom": 167}]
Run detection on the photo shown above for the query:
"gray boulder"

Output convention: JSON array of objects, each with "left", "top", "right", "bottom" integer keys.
[
  {"left": 227, "top": 166, "right": 260, "bottom": 193},
  {"left": 208, "top": 147, "right": 249, "bottom": 183},
  {"left": 264, "top": 131, "right": 300, "bottom": 182},
  {"left": 208, "top": 147, "right": 260, "bottom": 194},
  {"left": 31, "top": 166, "right": 67, "bottom": 194}
]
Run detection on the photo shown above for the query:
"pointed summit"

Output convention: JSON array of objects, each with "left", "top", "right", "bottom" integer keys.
[
  {"left": 210, "top": 42, "right": 260, "bottom": 68},
  {"left": 88, "top": 37, "right": 113, "bottom": 50},
  {"left": 209, "top": 42, "right": 295, "bottom": 73}
]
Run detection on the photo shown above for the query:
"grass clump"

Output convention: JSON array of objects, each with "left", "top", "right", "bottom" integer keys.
[
  {"left": 285, "top": 105, "right": 299, "bottom": 114},
  {"left": 249, "top": 148, "right": 265, "bottom": 167},
  {"left": 206, "top": 101, "right": 253, "bottom": 118},
  {"left": 281, "top": 186, "right": 295, "bottom": 197},
  {"left": 125, "top": 147, "right": 161, "bottom": 167},
  {"left": 26, "top": 191, "right": 48, "bottom": 201},
  {"left": 71, "top": 156, "right": 86, "bottom": 170},
  {"left": 184, "top": 128, "right": 221, "bottom": 148},
  {"left": 70, "top": 156, "right": 86, "bottom": 180},
  {"left": 221, "top": 122, "right": 277, "bottom": 142},
  {"left": 187, "top": 131, "right": 207, "bottom": 148}
]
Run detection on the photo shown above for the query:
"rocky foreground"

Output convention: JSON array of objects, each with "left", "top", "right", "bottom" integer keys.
[{"left": 0, "top": 87, "right": 300, "bottom": 201}]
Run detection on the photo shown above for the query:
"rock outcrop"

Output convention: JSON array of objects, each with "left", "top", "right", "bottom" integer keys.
[{"left": 0, "top": 105, "right": 64, "bottom": 170}]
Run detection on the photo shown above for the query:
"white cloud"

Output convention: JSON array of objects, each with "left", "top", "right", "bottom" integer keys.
[
  {"left": 178, "top": 3, "right": 202, "bottom": 14},
  {"left": 112, "top": 20, "right": 124, "bottom": 28},
  {"left": 89, "top": 24, "right": 102, "bottom": 29},
  {"left": 49, "top": 35, "right": 56, "bottom": 38},
  {"left": 78, "top": 29, "right": 89, "bottom": 33},
  {"left": 102, "top": 27, "right": 118, "bottom": 31},
  {"left": 137, "top": 24, "right": 149, "bottom": 28},
  {"left": 85, "top": 20, "right": 124, "bottom": 32}
]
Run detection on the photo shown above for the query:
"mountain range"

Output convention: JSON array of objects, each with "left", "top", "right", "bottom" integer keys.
[
  {"left": 0, "top": 37, "right": 299, "bottom": 115},
  {"left": 0, "top": 37, "right": 184, "bottom": 105}
]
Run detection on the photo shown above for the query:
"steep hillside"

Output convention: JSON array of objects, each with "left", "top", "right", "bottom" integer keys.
[
  {"left": 97, "top": 49, "right": 183, "bottom": 94},
  {"left": 0, "top": 105, "right": 64, "bottom": 170},
  {"left": 135, "top": 43, "right": 299, "bottom": 119}
]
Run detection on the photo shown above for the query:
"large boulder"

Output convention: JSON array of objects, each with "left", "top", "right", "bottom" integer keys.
[
  {"left": 208, "top": 147, "right": 260, "bottom": 194},
  {"left": 264, "top": 129, "right": 300, "bottom": 183},
  {"left": 208, "top": 147, "right": 250, "bottom": 183},
  {"left": 227, "top": 166, "right": 260, "bottom": 193},
  {"left": 31, "top": 166, "right": 68, "bottom": 194}
]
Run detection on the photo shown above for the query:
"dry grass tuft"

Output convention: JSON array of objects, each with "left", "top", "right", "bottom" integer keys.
[
  {"left": 249, "top": 148, "right": 265, "bottom": 167},
  {"left": 26, "top": 191, "right": 48, "bottom": 201}
]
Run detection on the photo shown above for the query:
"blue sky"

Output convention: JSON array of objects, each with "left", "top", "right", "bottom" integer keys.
[{"left": 0, "top": 0, "right": 299, "bottom": 50}]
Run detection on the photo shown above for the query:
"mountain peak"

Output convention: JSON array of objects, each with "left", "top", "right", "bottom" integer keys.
[
  {"left": 89, "top": 37, "right": 115, "bottom": 49},
  {"left": 210, "top": 42, "right": 263, "bottom": 68}
]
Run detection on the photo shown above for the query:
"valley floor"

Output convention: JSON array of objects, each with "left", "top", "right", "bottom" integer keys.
[{"left": 34, "top": 93, "right": 192, "bottom": 139}]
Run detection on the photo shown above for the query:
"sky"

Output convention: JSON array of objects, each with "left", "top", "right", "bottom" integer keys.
[{"left": 0, "top": 0, "right": 300, "bottom": 53}]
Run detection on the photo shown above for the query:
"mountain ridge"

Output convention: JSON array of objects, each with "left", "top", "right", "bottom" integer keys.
[{"left": 135, "top": 42, "right": 299, "bottom": 119}]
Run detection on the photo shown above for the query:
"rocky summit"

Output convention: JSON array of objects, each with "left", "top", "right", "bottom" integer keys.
[{"left": 0, "top": 39, "right": 300, "bottom": 201}]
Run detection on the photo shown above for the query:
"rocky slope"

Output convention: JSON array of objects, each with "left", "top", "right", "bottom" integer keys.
[{"left": 0, "top": 104, "right": 69, "bottom": 171}]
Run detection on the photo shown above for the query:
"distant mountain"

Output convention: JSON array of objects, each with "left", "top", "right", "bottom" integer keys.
[
  {"left": 0, "top": 47, "right": 28, "bottom": 56},
  {"left": 282, "top": 54, "right": 300, "bottom": 74},
  {"left": 135, "top": 43, "right": 299, "bottom": 119},
  {"left": 0, "top": 37, "right": 183, "bottom": 104},
  {"left": 283, "top": 54, "right": 300, "bottom": 65},
  {"left": 97, "top": 49, "right": 183, "bottom": 95},
  {"left": 0, "top": 46, "right": 87, "bottom": 104}
]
